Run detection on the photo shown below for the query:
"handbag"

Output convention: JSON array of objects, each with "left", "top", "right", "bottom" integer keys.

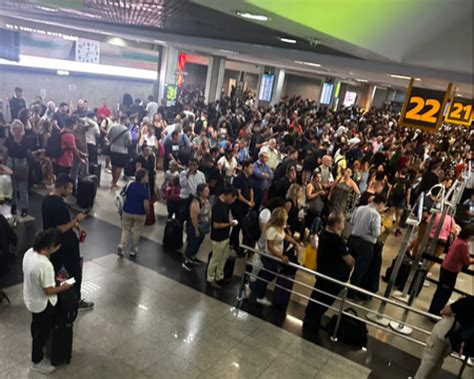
[
  {"left": 103, "top": 128, "right": 129, "bottom": 156},
  {"left": 308, "top": 195, "right": 325, "bottom": 214},
  {"left": 326, "top": 308, "right": 368, "bottom": 347}
]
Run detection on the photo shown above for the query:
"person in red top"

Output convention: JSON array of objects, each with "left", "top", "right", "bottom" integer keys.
[
  {"left": 428, "top": 224, "right": 474, "bottom": 315},
  {"left": 96, "top": 98, "right": 112, "bottom": 124},
  {"left": 54, "top": 117, "right": 86, "bottom": 176}
]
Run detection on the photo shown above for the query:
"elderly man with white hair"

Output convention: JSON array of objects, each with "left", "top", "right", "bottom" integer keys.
[
  {"left": 41, "top": 101, "right": 56, "bottom": 121},
  {"left": 260, "top": 138, "right": 280, "bottom": 171}
]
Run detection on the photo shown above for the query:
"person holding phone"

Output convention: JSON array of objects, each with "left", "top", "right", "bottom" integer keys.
[
  {"left": 23, "top": 228, "right": 73, "bottom": 375},
  {"left": 41, "top": 174, "right": 93, "bottom": 311}
]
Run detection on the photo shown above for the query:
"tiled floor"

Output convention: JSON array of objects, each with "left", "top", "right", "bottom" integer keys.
[{"left": 1, "top": 255, "right": 371, "bottom": 379}]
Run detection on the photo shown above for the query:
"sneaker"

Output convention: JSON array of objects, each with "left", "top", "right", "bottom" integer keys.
[
  {"left": 78, "top": 299, "right": 94, "bottom": 311},
  {"left": 189, "top": 257, "right": 204, "bottom": 265},
  {"left": 21, "top": 209, "right": 28, "bottom": 218},
  {"left": 11, "top": 205, "right": 17, "bottom": 215},
  {"left": 105, "top": 167, "right": 112, "bottom": 174},
  {"left": 129, "top": 251, "right": 137, "bottom": 258},
  {"left": 31, "top": 360, "right": 55, "bottom": 374},
  {"left": 244, "top": 283, "right": 251, "bottom": 299},
  {"left": 256, "top": 297, "right": 272, "bottom": 306},
  {"left": 117, "top": 246, "right": 124, "bottom": 257},
  {"left": 182, "top": 261, "right": 193, "bottom": 271}
]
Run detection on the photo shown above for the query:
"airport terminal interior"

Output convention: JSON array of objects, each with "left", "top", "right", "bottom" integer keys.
[{"left": 0, "top": 1, "right": 473, "bottom": 378}]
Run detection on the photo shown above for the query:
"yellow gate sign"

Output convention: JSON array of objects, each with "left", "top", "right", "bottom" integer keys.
[
  {"left": 444, "top": 95, "right": 473, "bottom": 126},
  {"left": 400, "top": 78, "right": 452, "bottom": 133}
]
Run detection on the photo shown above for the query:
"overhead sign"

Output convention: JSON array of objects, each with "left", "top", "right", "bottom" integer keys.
[
  {"left": 444, "top": 95, "right": 473, "bottom": 126},
  {"left": 400, "top": 78, "right": 452, "bottom": 133},
  {"left": 320, "top": 82, "right": 334, "bottom": 105},
  {"left": 165, "top": 84, "right": 177, "bottom": 106},
  {"left": 258, "top": 74, "right": 275, "bottom": 102}
]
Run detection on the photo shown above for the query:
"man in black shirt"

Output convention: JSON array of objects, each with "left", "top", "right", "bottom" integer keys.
[
  {"left": 41, "top": 174, "right": 94, "bottom": 311},
  {"left": 9, "top": 87, "right": 26, "bottom": 120},
  {"left": 207, "top": 187, "right": 238, "bottom": 288},
  {"left": 230, "top": 160, "right": 254, "bottom": 251},
  {"left": 275, "top": 165, "right": 297, "bottom": 200},
  {"left": 415, "top": 296, "right": 474, "bottom": 378},
  {"left": 52, "top": 102, "right": 69, "bottom": 129},
  {"left": 303, "top": 212, "right": 354, "bottom": 341}
]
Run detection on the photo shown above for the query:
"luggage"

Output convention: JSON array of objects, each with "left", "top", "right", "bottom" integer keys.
[
  {"left": 303, "top": 244, "right": 317, "bottom": 271},
  {"left": 326, "top": 308, "right": 368, "bottom": 348},
  {"left": 272, "top": 274, "right": 295, "bottom": 311},
  {"left": 88, "top": 163, "right": 102, "bottom": 187},
  {"left": 48, "top": 323, "right": 73, "bottom": 365},
  {"left": 76, "top": 175, "right": 98, "bottom": 209},
  {"left": 383, "top": 257, "right": 427, "bottom": 296},
  {"left": 207, "top": 251, "right": 236, "bottom": 280},
  {"left": 124, "top": 159, "right": 136, "bottom": 178},
  {"left": 145, "top": 200, "right": 156, "bottom": 226},
  {"left": 162, "top": 216, "right": 183, "bottom": 250},
  {"left": 28, "top": 156, "right": 43, "bottom": 186}
]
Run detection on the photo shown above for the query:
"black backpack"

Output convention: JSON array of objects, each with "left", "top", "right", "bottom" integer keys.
[
  {"left": 46, "top": 130, "right": 71, "bottom": 158},
  {"left": 241, "top": 210, "right": 261, "bottom": 246},
  {"left": 55, "top": 288, "right": 79, "bottom": 324}
]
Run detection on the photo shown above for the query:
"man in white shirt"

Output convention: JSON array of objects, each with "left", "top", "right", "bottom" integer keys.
[
  {"left": 23, "top": 228, "right": 73, "bottom": 375},
  {"left": 260, "top": 139, "right": 280, "bottom": 171},
  {"left": 145, "top": 95, "right": 159, "bottom": 119}
]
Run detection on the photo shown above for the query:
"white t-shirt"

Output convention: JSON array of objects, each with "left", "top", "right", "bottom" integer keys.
[
  {"left": 265, "top": 226, "right": 285, "bottom": 255},
  {"left": 217, "top": 156, "right": 238, "bottom": 177},
  {"left": 146, "top": 101, "right": 159, "bottom": 119},
  {"left": 22, "top": 248, "right": 57, "bottom": 313}
]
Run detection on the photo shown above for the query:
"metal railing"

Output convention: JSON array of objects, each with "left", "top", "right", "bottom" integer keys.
[{"left": 237, "top": 243, "right": 472, "bottom": 376}]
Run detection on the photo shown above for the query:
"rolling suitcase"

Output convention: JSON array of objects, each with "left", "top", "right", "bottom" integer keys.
[
  {"left": 48, "top": 323, "right": 73, "bottom": 365},
  {"left": 272, "top": 274, "right": 295, "bottom": 311},
  {"left": 88, "top": 163, "right": 102, "bottom": 187},
  {"left": 162, "top": 215, "right": 183, "bottom": 250},
  {"left": 76, "top": 175, "right": 98, "bottom": 209}
]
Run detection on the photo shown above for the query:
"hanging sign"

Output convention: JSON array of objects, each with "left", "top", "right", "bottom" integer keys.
[
  {"left": 444, "top": 95, "right": 473, "bottom": 126},
  {"left": 400, "top": 78, "right": 452, "bottom": 133}
]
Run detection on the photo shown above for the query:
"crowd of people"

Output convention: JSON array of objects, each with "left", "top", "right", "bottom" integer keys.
[{"left": 0, "top": 84, "right": 473, "bottom": 376}]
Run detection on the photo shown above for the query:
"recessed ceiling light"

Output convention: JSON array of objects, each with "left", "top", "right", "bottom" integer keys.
[
  {"left": 219, "top": 49, "right": 239, "bottom": 55},
  {"left": 278, "top": 37, "right": 297, "bottom": 44},
  {"left": 355, "top": 78, "right": 368, "bottom": 82},
  {"left": 389, "top": 74, "right": 421, "bottom": 81},
  {"left": 236, "top": 11, "right": 269, "bottom": 21},
  {"left": 108, "top": 37, "right": 126, "bottom": 47},
  {"left": 56, "top": 70, "right": 69, "bottom": 76},
  {"left": 295, "top": 60, "right": 321, "bottom": 67}
]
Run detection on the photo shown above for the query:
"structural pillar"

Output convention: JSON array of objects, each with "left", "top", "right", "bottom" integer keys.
[
  {"left": 270, "top": 68, "right": 285, "bottom": 106},
  {"left": 358, "top": 83, "right": 376, "bottom": 110},
  {"left": 156, "top": 46, "right": 179, "bottom": 104},
  {"left": 205, "top": 56, "right": 226, "bottom": 103}
]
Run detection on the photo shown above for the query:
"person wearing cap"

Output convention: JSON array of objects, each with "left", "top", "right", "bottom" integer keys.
[{"left": 9, "top": 87, "right": 26, "bottom": 120}]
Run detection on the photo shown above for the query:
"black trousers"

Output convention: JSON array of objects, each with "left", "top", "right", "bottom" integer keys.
[
  {"left": 230, "top": 206, "right": 249, "bottom": 249},
  {"left": 428, "top": 267, "right": 457, "bottom": 315},
  {"left": 87, "top": 143, "right": 98, "bottom": 165},
  {"left": 348, "top": 236, "right": 375, "bottom": 298},
  {"left": 304, "top": 278, "right": 344, "bottom": 341},
  {"left": 31, "top": 302, "right": 55, "bottom": 363}
]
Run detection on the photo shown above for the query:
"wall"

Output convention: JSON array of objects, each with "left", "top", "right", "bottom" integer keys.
[
  {"left": 282, "top": 73, "right": 322, "bottom": 101},
  {"left": 183, "top": 62, "right": 207, "bottom": 90},
  {"left": 244, "top": 73, "right": 259, "bottom": 92},
  {"left": 372, "top": 87, "right": 388, "bottom": 108},
  {"left": 0, "top": 67, "right": 154, "bottom": 114}
]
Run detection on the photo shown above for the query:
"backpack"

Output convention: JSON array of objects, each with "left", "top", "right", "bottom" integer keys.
[
  {"left": 115, "top": 181, "right": 133, "bottom": 215},
  {"left": 241, "top": 210, "right": 261, "bottom": 246},
  {"left": 46, "top": 130, "right": 71, "bottom": 158},
  {"left": 392, "top": 179, "right": 407, "bottom": 201}
]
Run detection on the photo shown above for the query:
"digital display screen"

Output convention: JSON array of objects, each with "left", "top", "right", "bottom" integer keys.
[
  {"left": 343, "top": 91, "right": 357, "bottom": 107},
  {"left": 258, "top": 73, "right": 275, "bottom": 102},
  {"left": 166, "top": 84, "right": 177, "bottom": 106},
  {"left": 320, "top": 82, "right": 334, "bottom": 104}
]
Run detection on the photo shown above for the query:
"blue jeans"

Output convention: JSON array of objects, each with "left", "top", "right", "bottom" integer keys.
[
  {"left": 349, "top": 236, "right": 374, "bottom": 297},
  {"left": 184, "top": 221, "right": 205, "bottom": 260},
  {"left": 251, "top": 256, "right": 279, "bottom": 299},
  {"left": 7, "top": 157, "right": 29, "bottom": 210}
]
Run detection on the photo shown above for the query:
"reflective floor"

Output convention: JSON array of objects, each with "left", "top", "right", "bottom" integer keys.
[
  {"left": 0, "top": 167, "right": 472, "bottom": 379},
  {"left": 1, "top": 255, "right": 371, "bottom": 378}
]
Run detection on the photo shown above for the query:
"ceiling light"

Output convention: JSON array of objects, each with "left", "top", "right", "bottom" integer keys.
[
  {"left": 236, "top": 11, "right": 269, "bottom": 21},
  {"left": 108, "top": 37, "right": 126, "bottom": 47},
  {"left": 355, "top": 78, "right": 368, "bottom": 82},
  {"left": 219, "top": 49, "right": 239, "bottom": 55},
  {"left": 56, "top": 70, "right": 69, "bottom": 76},
  {"left": 295, "top": 60, "right": 321, "bottom": 68},
  {"left": 278, "top": 37, "right": 297, "bottom": 44},
  {"left": 389, "top": 74, "right": 421, "bottom": 81}
]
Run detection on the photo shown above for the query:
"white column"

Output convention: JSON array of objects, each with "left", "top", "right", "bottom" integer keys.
[
  {"left": 205, "top": 56, "right": 226, "bottom": 103},
  {"left": 157, "top": 46, "right": 179, "bottom": 104},
  {"left": 270, "top": 68, "right": 285, "bottom": 106}
]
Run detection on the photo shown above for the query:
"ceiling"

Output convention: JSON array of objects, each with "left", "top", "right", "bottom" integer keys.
[{"left": 0, "top": 0, "right": 472, "bottom": 97}]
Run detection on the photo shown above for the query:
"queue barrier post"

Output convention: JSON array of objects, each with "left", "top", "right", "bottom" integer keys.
[{"left": 330, "top": 287, "right": 348, "bottom": 342}]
